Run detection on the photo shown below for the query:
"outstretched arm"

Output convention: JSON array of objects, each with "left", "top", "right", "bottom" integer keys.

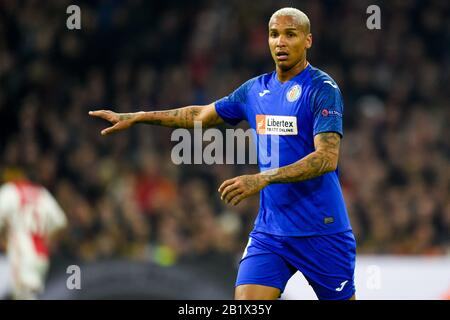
[
  {"left": 219, "top": 132, "right": 341, "bottom": 205},
  {"left": 89, "top": 103, "right": 224, "bottom": 135}
]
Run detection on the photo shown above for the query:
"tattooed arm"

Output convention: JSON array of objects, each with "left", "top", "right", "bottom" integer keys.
[
  {"left": 219, "top": 132, "right": 341, "bottom": 206},
  {"left": 262, "top": 132, "right": 341, "bottom": 183},
  {"left": 89, "top": 103, "right": 224, "bottom": 135}
]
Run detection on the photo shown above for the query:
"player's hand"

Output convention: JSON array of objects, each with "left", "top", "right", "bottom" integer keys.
[
  {"left": 218, "top": 174, "right": 269, "bottom": 206},
  {"left": 89, "top": 110, "right": 137, "bottom": 135}
]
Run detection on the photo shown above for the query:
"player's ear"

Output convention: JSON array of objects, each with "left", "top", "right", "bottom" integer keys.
[{"left": 305, "top": 33, "right": 312, "bottom": 49}]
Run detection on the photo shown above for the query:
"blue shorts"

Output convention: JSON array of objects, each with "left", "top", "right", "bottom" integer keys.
[{"left": 235, "top": 230, "right": 356, "bottom": 300}]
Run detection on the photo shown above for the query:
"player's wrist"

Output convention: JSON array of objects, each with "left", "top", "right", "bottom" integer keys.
[{"left": 256, "top": 172, "right": 272, "bottom": 187}]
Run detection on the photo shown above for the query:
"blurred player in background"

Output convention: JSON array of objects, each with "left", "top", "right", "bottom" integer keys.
[
  {"left": 89, "top": 7, "right": 356, "bottom": 300},
  {"left": 0, "top": 173, "right": 67, "bottom": 299}
]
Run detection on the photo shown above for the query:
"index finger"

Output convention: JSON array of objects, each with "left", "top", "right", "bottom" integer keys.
[
  {"left": 218, "top": 178, "right": 236, "bottom": 193},
  {"left": 89, "top": 110, "right": 117, "bottom": 123},
  {"left": 88, "top": 110, "right": 108, "bottom": 118}
]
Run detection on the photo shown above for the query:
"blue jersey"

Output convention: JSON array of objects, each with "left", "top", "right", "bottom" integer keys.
[{"left": 215, "top": 64, "right": 352, "bottom": 236}]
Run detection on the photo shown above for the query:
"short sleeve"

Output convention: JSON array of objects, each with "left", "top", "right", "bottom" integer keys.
[
  {"left": 0, "top": 184, "right": 18, "bottom": 228},
  {"left": 312, "top": 81, "right": 344, "bottom": 137},
  {"left": 41, "top": 188, "right": 67, "bottom": 234},
  {"left": 214, "top": 78, "right": 255, "bottom": 126}
]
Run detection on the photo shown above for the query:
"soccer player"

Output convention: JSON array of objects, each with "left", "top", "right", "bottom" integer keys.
[
  {"left": 0, "top": 175, "right": 67, "bottom": 299},
  {"left": 89, "top": 7, "right": 356, "bottom": 300}
]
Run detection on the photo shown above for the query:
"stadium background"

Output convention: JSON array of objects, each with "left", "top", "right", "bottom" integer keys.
[{"left": 0, "top": 0, "right": 449, "bottom": 299}]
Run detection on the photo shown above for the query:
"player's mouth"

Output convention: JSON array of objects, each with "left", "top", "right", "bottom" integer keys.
[{"left": 276, "top": 51, "right": 289, "bottom": 61}]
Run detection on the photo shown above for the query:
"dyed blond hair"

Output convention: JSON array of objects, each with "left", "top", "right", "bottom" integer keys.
[{"left": 269, "top": 7, "right": 311, "bottom": 33}]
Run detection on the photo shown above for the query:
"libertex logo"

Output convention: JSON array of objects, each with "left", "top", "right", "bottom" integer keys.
[{"left": 256, "top": 115, "right": 298, "bottom": 135}]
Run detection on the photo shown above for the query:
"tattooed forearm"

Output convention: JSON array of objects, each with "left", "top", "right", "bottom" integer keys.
[
  {"left": 262, "top": 132, "right": 341, "bottom": 184},
  {"left": 133, "top": 106, "right": 210, "bottom": 128},
  {"left": 263, "top": 152, "right": 334, "bottom": 183},
  {"left": 182, "top": 108, "right": 201, "bottom": 128},
  {"left": 118, "top": 114, "right": 135, "bottom": 121}
]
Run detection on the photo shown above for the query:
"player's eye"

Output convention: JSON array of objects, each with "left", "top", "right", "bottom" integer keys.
[
  {"left": 287, "top": 33, "right": 295, "bottom": 37},
  {"left": 270, "top": 32, "right": 278, "bottom": 38}
]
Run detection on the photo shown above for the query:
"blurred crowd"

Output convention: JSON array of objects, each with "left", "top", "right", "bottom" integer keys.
[{"left": 1, "top": 0, "right": 449, "bottom": 267}]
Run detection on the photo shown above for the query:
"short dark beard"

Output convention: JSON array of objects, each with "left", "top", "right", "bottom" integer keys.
[
  {"left": 277, "top": 62, "right": 295, "bottom": 72},
  {"left": 275, "top": 57, "right": 308, "bottom": 82},
  {"left": 277, "top": 58, "right": 304, "bottom": 72}
]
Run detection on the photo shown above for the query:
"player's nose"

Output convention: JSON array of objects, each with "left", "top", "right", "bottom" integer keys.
[{"left": 276, "top": 35, "right": 288, "bottom": 46}]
